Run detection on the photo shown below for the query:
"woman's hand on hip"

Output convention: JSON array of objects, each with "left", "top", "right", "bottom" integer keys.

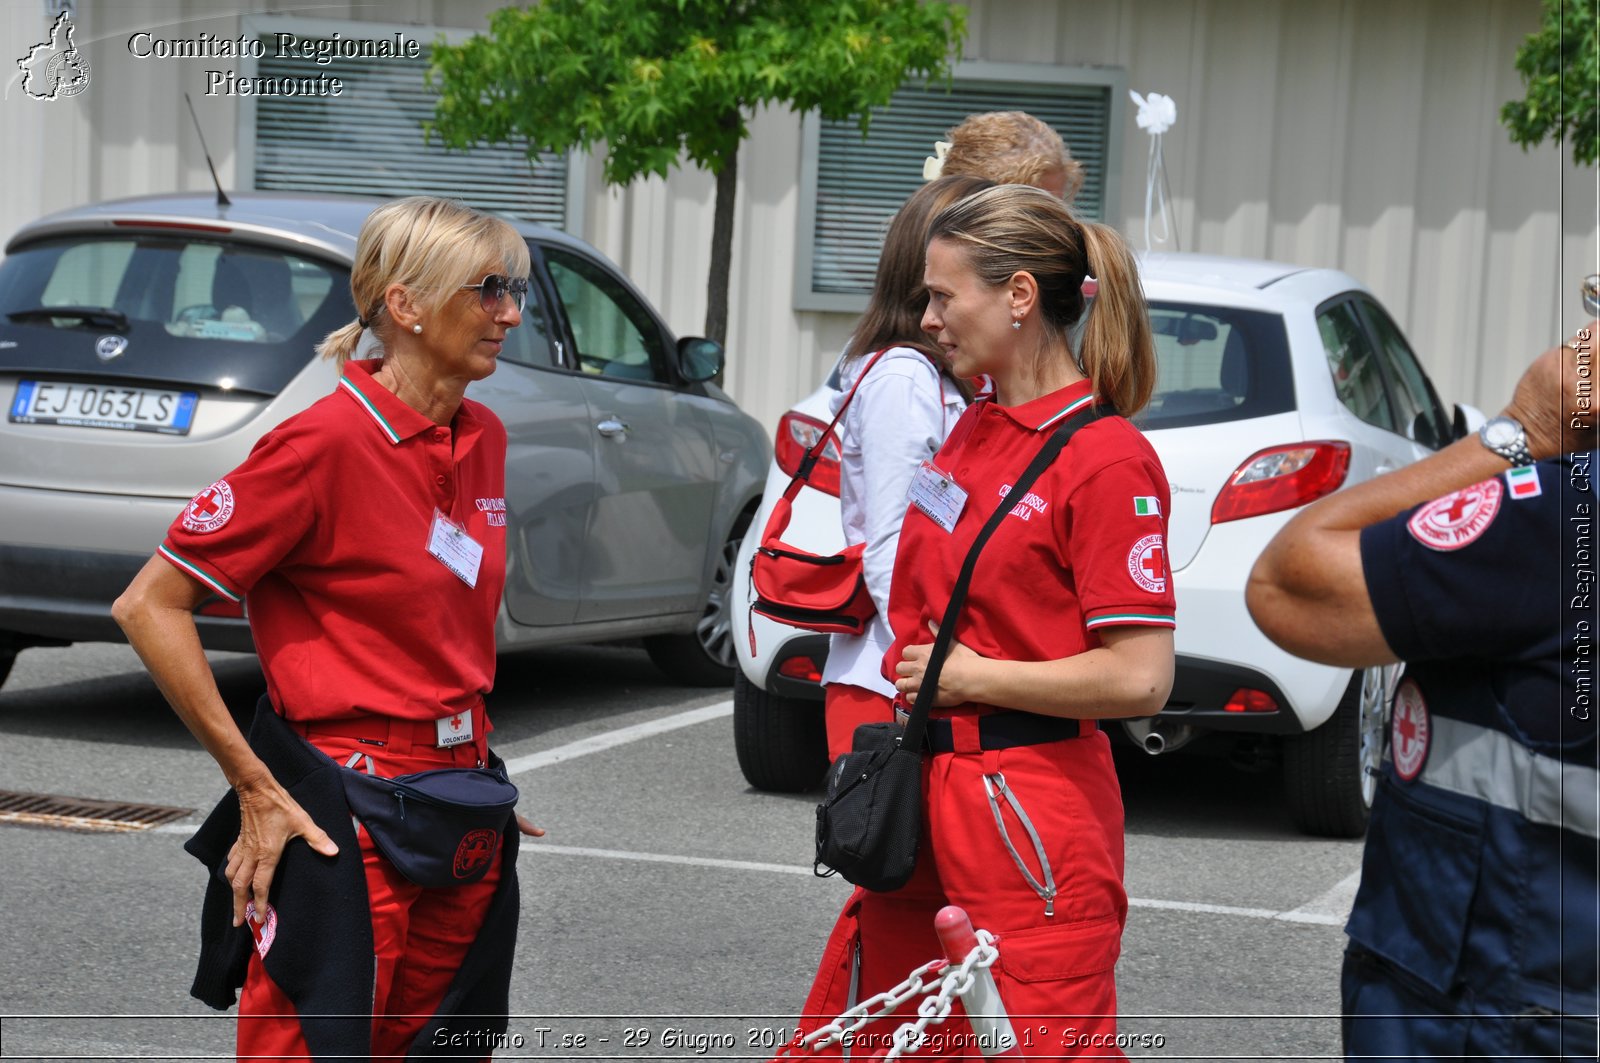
[
  {"left": 515, "top": 814, "right": 546, "bottom": 838},
  {"left": 895, "top": 621, "right": 984, "bottom": 707},
  {"left": 226, "top": 772, "right": 338, "bottom": 927}
]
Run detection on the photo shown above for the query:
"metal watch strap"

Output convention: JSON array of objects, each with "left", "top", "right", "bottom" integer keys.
[{"left": 1481, "top": 417, "right": 1535, "bottom": 468}]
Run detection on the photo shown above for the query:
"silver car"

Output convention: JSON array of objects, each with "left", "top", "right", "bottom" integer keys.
[{"left": 0, "top": 192, "right": 769, "bottom": 687}]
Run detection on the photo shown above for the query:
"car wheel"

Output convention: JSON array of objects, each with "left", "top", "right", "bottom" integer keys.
[
  {"left": 1284, "top": 664, "right": 1393, "bottom": 838},
  {"left": 643, "top": 512, "right": 749, "bottom": 687},
  {"left": 732, "top": 669, "right": 828, "bottom": 792}
]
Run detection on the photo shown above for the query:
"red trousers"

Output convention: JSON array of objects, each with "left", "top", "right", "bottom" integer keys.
[
  {"left": 789, "top": 727, "right": 1128, "bottom": 1061},
  {"left": 236, "top": 732, "right": 503, "bottom": 1062},
  {"left": 824, "top": 683, "right": 895, "bottom": 763}
]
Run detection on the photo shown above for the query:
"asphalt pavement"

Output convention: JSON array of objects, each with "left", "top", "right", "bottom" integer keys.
[{"left": 0, "top": 641, "right": 1362, "bottom": 1061}]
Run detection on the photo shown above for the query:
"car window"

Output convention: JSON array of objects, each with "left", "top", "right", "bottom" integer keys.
[
  {"left": 8, "top": 236, "right": 339, "bottom": 345},
  {"left": 1137, "top": 304, "right": 1295, "bottom": 430},
  {"left": 1358, "top": 298, "right": 1450, "bottom": 449},
  {"left": 542, "top": 246, "right": 669, "bottom": 384},
  {"left": 1317, "top": 300, "right": 1396, "bottom": 432}
]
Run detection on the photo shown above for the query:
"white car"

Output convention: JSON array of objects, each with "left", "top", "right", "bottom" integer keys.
[{"left": 732, "top": 252, "right": 1483, "bottom": 837}]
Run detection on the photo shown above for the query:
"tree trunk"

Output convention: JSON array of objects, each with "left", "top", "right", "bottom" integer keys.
[{"left": 704, "top": 117, "right": 739, "bottom": 347}]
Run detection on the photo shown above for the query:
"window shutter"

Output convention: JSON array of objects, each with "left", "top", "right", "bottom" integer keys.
[
  {"left": 252, "top": 39, "right": 567, "bottom": 226},
  {"left": 813, "top": 80, "right": 1111, "bottom": 297}
]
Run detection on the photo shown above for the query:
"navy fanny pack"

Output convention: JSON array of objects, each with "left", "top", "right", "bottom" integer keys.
[{"left": 341, "top": 763, "right": 519, "bottom": 889}]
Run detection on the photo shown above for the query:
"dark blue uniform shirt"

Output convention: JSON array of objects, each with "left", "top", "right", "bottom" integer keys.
[{"left": 1345, "top": 453, "right": 1599, "bottom": 1058}]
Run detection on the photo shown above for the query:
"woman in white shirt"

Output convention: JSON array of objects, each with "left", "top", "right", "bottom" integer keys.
[{"left": 820, "top": 174, "right": 991, "bottom": 760}]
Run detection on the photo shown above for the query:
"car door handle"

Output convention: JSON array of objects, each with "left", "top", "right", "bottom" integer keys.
[
  {"left": 597, "top": 418, "right": 629, "bottom": 438},
  {"left": 1374, "top": 462, "right": 1398, "bottom": 476}
]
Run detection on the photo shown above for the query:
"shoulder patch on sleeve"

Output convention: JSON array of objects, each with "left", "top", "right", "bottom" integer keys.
[
  {"left": 1406, "top": 478, "right": 1502, "bottom": 551},
  {"left": 1505, "top": 465, "right": 1542, "bottom": 500},
  {"left": 1127, "top": 533, "right": 1167, "bottom": 592},
  {"left": 181, "top": 479, "right": 235, "bottom": 534}
]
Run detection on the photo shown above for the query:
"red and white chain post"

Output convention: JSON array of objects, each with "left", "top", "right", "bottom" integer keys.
[{"left": 932, "top": 906, "right": 1023, "bottom": 1060}]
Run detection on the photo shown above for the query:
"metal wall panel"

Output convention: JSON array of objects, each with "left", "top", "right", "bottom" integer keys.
[{"left": 3, "top": 0, "right": 1594, "bottom": 436}]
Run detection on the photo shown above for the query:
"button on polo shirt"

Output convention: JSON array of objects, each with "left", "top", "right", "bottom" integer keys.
[
  {"left": 883, "top": 379, "right": 1176, "bottom": 694},
  {"left": 160, "top": 358, "right": 509, "bottom": 724}
]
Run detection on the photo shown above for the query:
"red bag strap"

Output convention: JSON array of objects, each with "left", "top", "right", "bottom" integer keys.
[{"left": 762, "top": 347, "right": 894, "bottom": 544}]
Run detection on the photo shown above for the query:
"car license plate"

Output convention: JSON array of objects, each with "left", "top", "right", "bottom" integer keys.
[{"left": 8, "top": 380, "right": 198, "bottom": 435}]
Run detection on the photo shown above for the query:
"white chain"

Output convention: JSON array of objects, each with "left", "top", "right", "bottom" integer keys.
[{"left": 778, "top": 931, "right": 1000, "bottom": 1059}]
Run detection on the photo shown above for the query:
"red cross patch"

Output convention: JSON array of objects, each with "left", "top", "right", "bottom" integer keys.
[
  {"left": 1127, "top": 533, "right": 1168, "bottom": 593},
  {"left": 1407, "top": 478, "right": 1502, "bottom": 551},
  {"left": 181, "top": 479, "right": 235, "bottom": 535},
  {"left": 1391, "top": 679, "right": 1430, "bottom": 781}
]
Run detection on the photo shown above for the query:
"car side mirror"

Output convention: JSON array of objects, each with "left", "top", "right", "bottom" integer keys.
[
  {"left": 677, "top": 337, "right": 723, "bottom": 383},
  {"left": 1451, "top": 402, "right": 1486, "bottom": 442}
]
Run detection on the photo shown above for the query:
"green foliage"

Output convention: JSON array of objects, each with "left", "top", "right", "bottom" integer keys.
[
  {"left": 427, "top": 0, "right": 967, "bottom": 184},
  {"left": 1502, "top": 0, "right": 1598, "bottom": 165}
]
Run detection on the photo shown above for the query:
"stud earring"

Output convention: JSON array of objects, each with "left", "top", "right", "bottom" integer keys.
[{"left": 412, "top": 323, "right": 423, "bottom": 335}]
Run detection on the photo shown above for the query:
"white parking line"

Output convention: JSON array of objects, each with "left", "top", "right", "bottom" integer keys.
[
  {"left": 500, "top": 700, "right": 732, "bottom": 776},
  {"left": 532, "top": 842, "right": 814, "bottom": 876}
]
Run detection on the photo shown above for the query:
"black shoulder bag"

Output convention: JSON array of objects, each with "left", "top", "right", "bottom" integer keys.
[{"left": 813, "top": 405, "right": 1106, "bottom": 892}]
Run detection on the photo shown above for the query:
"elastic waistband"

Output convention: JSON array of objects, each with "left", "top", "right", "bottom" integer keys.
[
  {"left": 922, "top": 711, "right": 1096, "bottom": 753},
  {"left": 290, "top": 702, "right": 488, "bottom": 764}
]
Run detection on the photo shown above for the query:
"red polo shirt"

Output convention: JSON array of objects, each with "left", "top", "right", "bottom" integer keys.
[
  {"left": 883, "top": 378, "right": 1176, "bottom": 701},
  {"left": 159, "top": 358, "right": 508, "bottom": 723}
]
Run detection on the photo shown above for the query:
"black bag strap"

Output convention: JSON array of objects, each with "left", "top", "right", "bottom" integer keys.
[{"left": 899, "top": 404, "right": 1109, "bottom": 751}]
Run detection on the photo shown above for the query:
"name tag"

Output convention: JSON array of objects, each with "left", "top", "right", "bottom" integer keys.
[
  {"left": 907, "top": 461, "right": 967, "bottom": 534},
  {"left": 427, "top": 508, "right": 483, "bottom": 587},
  {"left": 436, "top": 711, "right": 475, "bottom": 748}
]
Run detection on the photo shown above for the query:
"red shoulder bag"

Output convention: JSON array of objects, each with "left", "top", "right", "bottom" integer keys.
[{"left": 748, "top": 349, "right": 891, "bottom": 646}]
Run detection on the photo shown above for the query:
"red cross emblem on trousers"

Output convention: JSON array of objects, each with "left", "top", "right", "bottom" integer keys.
[{"left": 1391, "top": 680, "right": 1429, "bottom": 781}]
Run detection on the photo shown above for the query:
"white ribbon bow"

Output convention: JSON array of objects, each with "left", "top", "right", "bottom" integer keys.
[
  {"left": 1129, "top": 91, "right": 1178, "bottom": 251},
  {"left": 922, "top": 140, "right": 952, "bottom": 181}
]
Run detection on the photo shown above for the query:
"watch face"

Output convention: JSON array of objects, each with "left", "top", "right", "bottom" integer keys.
[{"left": 1484, "top": 418, "right": 1518, "bottom": 446}]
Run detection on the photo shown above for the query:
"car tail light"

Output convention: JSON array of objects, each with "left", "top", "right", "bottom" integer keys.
[
  {"left": 1224, "top": 687, "right": 1279, "bottom": 713},
  {"left": 1211, "top": 441, "right": 1351, "bottom": 524},
  {"left": 774, "top": 411, "right": 842, "bottom": 497},
  {"left": 778, "top": 656, "right": 823, "bottom": 684}
]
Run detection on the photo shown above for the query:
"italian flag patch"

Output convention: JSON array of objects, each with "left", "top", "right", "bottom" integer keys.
[
  {"left": 1134, "top": 496, "right": 1161, "bottom": 517},
  {"left": 1505, "top": 465, "right": 1541, "bottom": 500}
]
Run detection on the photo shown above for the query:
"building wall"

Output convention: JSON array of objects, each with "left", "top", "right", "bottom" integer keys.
[{"left": 3, "top": 0, "right": 1594, "bottom": 434}]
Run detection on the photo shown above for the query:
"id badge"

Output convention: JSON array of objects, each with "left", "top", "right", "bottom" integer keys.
[
  {"left": 907, "top": 461, "right": 967, "bottom": 534},
  {"left": 426, "top": 508, "right": 484, "bottom": 588},
  {"left": 435, "top": 711, "right": 474, "bottom": 748}
]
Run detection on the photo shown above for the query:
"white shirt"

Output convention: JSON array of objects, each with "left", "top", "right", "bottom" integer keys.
[{"left": 821, "top": 345, "right": 967, "bottom": 695}]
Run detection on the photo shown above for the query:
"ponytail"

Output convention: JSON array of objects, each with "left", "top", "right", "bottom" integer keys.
[
  {"left": 315, "top": 318, "right": 367, "bottom": 368},
  {"left": 1078, "top": 221, "right": 1155, "bottom": 418}
]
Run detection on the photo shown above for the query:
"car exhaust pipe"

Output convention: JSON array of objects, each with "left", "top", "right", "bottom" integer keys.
[{"left": 1121, "top": 717, "right": 1197, "bottom": 756}]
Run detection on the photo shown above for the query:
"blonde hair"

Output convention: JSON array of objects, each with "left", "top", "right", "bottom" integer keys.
[
  {"left": 317, "top": 196, "right": 531, "bottom": 367},
  {"left": 940, "top": 111, "right": 1085, "bottom": 203},
  {"left": 928, "top": 184, "right": 1154, "bottom": 418}
]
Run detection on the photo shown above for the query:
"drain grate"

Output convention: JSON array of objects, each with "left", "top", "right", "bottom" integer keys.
[{"left": 0, "top": 789, "right": 193, "bottom": 832}]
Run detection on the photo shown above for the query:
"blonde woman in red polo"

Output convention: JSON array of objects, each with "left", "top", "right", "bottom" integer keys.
[
  {"left": 114, "top": 197, "right": 540, "bottom": 1061},
  {"left": 788, "top": 185, "right": 1174, "bottom": 1059}
]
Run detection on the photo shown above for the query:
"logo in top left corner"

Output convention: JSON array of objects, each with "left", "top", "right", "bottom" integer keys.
[
  {"left": 183, "top": 480, "right": 235, "bottom": 535},
  {"left": 16, "top": 12, "right": 92, "bottom": 101}
]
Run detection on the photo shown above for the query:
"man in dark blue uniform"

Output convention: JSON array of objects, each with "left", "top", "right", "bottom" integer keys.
[{"left": 1248, "top": 326, "right": 1599, "bottom": 1059}]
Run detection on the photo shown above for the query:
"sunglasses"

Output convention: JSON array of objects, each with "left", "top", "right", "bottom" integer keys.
[{"left": 460, "top": 274, "right": 529, "bottom": 314}]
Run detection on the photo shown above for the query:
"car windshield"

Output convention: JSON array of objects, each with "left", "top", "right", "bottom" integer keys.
[
  {"left": 0, "top": 236, "right": 342, "bottom": 345},
  {"left": 1134, "top": 303, "right": 1295, "bottom": 430}
]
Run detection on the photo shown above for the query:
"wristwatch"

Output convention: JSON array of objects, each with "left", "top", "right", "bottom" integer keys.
[{"left": 1478, "top": 415, "right": 1535, "bottom": 467}]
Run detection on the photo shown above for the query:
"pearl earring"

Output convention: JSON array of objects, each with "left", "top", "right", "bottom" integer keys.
[{"left": 412, "top": 323, "right": 423, "bottom": 335}]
